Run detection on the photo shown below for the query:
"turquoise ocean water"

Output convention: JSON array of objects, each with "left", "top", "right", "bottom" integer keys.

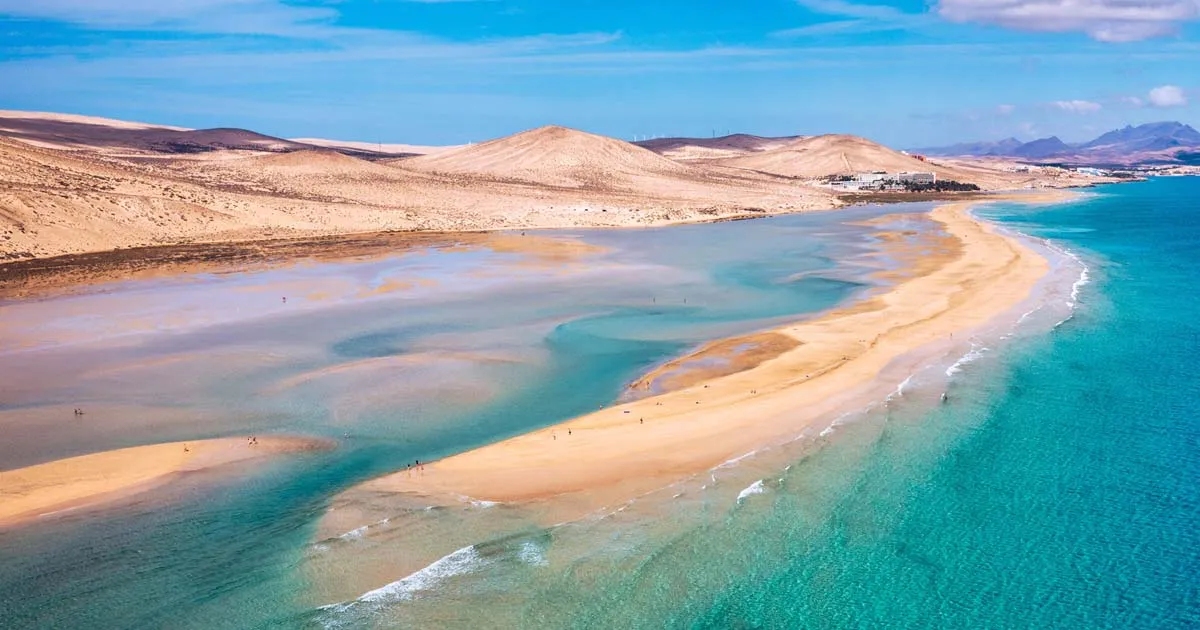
[{"left": 2, "top": 180, "right": 1199, "bottom": 628}]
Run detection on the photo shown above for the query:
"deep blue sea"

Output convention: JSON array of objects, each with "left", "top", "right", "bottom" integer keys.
[{"left": 2, "top": 179, "right": 1199, "bottom": 628}]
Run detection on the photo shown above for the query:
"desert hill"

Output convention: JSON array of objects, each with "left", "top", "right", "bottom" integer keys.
[
  {"left": 715, "top": 133, "right": 1040, "bottom": 188},
  {"left": 636, "top": 134, "right": 801, "bottom": 160},
  {"left": 716, "top": 134, "right": 942, "bottom": 178},
  {"left": 289, "top": 137, "right": 457, "bottom": 157},
  {"left": 0, "top": 110, "right": 310, "bottom": 155},
  {"left": 0, "top": 115, "right": 840, "bottom": 262},
  {"left": 232, "top": 149, "right": 408, "bottom": 177},
  {"left": 0, "top": 111, "right": 419, "bottom": 159},
  {"left": 0, "top": 109, "right": 1116, "bottom": 264},
  {"left": 400, "top": 125, "right": 700, "bottom": 188},
  {"left": 712, "top": 134, "right": 1095, "bottom": 190}
]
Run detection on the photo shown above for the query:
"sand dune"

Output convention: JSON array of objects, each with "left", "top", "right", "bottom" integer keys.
[
  {"left": 710, "top": 134, "right": 1099, "bottom": 191},
  {"left": 401, "top": 125, "right": 699, "bottom": 188},
  {"left": 0, "top": 110, "right": 1110, "bottom": 264},
  {"left": 0, "top": 436, "right": 333, "bottom": 527},
  {"left": 232, "top": 149, "right": 408, "bottom": 177},
  {"left": 718, "top": 134, "right": 951, "bottom": 178},
  {"left": 0, "top": 110, "right": 314, "bottom": 155},
  {"left": 0, "top": 119, "right": 835, "bottom": 262},
  {"left": 0, "top": 109, "right": 187, "bottom": 132},
  {"left": 637, "top": 133, "right": 802, "bottom": 160},
  {"left": 290, "top": 137, "right": 458, "bottom": 157}
]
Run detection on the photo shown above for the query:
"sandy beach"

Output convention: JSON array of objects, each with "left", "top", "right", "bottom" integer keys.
[
  {"left": 334, "top": 193, "right": 1068, "bottom": 516},
  {"left": 0, "top": 436, "right": 332, "bottom": 528}
]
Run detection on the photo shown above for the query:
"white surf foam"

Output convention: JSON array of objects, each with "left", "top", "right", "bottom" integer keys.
[
  {"left": 1065, "top": 251, "right": 1091, "bottom": 307},
  {"left": 517, "top": 540, "right": 548, "bottom": 567},
  {"left": 716, "top": 449, "right": 759, "bottom": 469},
  {"left": 1017, "top": 306, "right": 1042, "bottom": 325},
  {"left": 1038, "top": 237, "right": 1090, "bottom": 309},
  {"left": 736, "top": 480, "right": 766, "bottom": 503},
  {"left": 319, "top": 545, "right": 487, "bottom": 626},
  {"left": 945, "top": 343, "right": 989, "bottom": 377},
  {"left": 888, "top": 374, "right": 915, "bottom": 401},
  {"left": 454, "top": 494, "right": 501, "bottom": 508},
  {"left": 338, "top": 525, "right": 368, "bottom": 541}
]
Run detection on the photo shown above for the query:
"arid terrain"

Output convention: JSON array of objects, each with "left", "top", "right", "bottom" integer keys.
[{"left": 0, "top": 110, "right": 1108, "bottom": 263}]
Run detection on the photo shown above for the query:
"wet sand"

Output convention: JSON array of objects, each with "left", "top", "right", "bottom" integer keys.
[
  {"left": 0, "top": 436, "right": 332, "bottom": 528},
  {"left": 0, "top": 230, "right": 605, "bottom": 301},
  {"left": 331, "top": 192, "right": 1071, "bottom": 515}
]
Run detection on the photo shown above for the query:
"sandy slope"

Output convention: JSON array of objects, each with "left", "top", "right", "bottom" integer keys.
[
  {"left": 713, "top": 134, "right": 1116, "bottom": 191},
  {"left": 717, "top": 134, "right": 966, "bottom": 179},
  {"left": 0, "top": 110, "right": 312, "bottom": 155},
  {"left": 0, "top": 110, "right": 1109, "bottom": 263},
  {"left": 0, "top": 110, "right": 187, "bottom": 132},
  {"left": 289, "top": 137, "right": 459, "bottom": 156},
  {"left": 401, "top": 125, "right": 700, "bottom": 187},
  {"left": 0, "top": 436, "right": 333, "bottom": 527},
  {"left": 636, "top": 133, "right": 802, "bottom": 160},
  {"left": 0, "top": 122, "right": 836, "bottom": 261},
  {"left": 327, "top": 194, "right": 1058, "bottom": 519}
]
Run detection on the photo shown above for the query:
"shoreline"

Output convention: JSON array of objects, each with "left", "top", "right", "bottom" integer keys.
[
  {"left": 323, "top": 191, "right": 1073, "bottom": 521},
  {"left": 0, "top": 189, "right": 1069, "bottom": 302},
  {"left": 0, "top": 436, "right": 334, "bottom": 528}
]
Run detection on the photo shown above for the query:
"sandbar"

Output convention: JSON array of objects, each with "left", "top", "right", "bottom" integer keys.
[
  {"left": 0, "top": 436, "right": 332, "bottom": 528},
  {"left": 334, "top": 192, "right": 1070, "bottom": 514}
]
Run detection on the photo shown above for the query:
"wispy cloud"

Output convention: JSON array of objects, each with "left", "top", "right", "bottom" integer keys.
[
  {"left": 936, "top": 0, "right": 1200, "bottom": 42},
  {"left": 0, "top": 0, "right": 347, "bottom": 38},
  {"left": 1052, "top": 99, "right": 1102, "bottom": 113},
  {"left": 775, "top": 0, "right": 926, "bottom": 37}
]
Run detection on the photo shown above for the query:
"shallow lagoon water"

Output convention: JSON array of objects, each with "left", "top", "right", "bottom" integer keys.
[{"left": 0, "top": 203, "right": 917, "bottom": 628}]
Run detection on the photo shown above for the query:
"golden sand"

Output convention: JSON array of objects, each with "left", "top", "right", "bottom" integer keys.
[
  {"left": 337, "top": 193, "right": 1071, "bottom": 512},
  {"left": 0, "top": 436, "right": 331, "bottom": 527},
  {"left": 630, "top": 331, "right": 802, "bottom": 395}
]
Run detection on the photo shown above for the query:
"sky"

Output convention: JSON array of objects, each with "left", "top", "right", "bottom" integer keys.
[{"left": 1, "top": 0, "right": 1198, "bottom": 147}]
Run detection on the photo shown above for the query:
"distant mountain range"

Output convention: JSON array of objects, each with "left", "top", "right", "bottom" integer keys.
[{"left": 916, "top": 122, "right": 1200, "bottom": 166}]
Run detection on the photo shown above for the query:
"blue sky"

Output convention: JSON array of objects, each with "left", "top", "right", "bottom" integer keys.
[{"left": 1, "top": 0, "right": 1197, "bottom": 147}]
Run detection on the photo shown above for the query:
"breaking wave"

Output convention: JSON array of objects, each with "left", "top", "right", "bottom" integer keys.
[{"left": 736, "top": 480, "right": 766, "bottom": 503}]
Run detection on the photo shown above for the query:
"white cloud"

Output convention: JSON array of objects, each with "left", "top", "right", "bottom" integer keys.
[
  {"left": 1052, "top": 99, "right": 1102, "bottom": 113},
  {"left": 1120, "top": 96, "right": 1145, "bottom": 107},
  {"left": 1148, "top": 85, "right": 1188, "bottom": 107},
  {"left": 936, "top": 0, "right": 1200, "bottom": 42},
  {"left": 996, "top": 104, "right": 1015, "bottom": 115}
]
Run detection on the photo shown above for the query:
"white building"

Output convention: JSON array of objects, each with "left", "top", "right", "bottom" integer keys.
[{"left": 895, "top": 171, "right": 937, "bottom": 184}]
